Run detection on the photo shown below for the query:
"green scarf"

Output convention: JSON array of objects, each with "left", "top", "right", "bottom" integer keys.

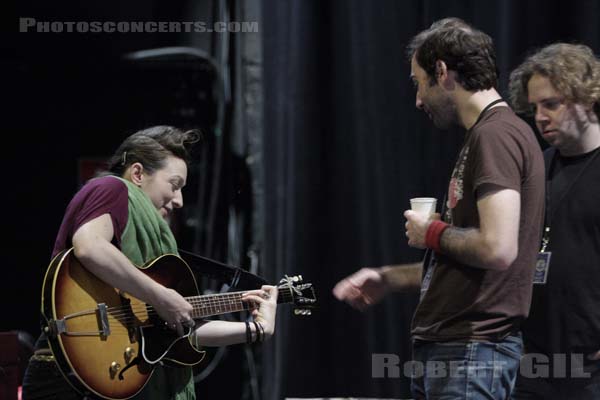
[{"left": 114, "top": 177, "right": 196, "bottom": 400}]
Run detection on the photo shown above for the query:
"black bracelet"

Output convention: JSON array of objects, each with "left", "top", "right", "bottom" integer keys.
[
  {"left": 245, "top": 321, "right": 252, "bottom": 344},
  {"left": 258, "top": 322, "right": 265, "bottom": 342},
  {"left": 252, "top": 321, "right": 261, "bottom": 343}
]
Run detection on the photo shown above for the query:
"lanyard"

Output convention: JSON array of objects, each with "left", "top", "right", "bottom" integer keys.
[
  {"left": 426, "top": 99, "right": 508, "bottom": 270},
  {"left": 471, "top": 98, "right": 506, "bottom": 129},
  {"left": 445, "top": 98, "right": 506, "bottom": 224},
  {"left": 541, "top": 147, "right": 600, "bottom": 251}
]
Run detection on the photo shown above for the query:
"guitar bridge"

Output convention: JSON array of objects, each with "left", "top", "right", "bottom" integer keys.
[{"left": 46, "top": 303, "right": 111, "bottom": 337}]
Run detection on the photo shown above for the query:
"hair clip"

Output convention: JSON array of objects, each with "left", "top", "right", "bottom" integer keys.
[{"left": 121, "top": 151, "right": 127, "bottom": 166}]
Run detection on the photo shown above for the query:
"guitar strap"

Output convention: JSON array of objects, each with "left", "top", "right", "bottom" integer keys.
[{"left": 177, "top": 249, "right": 267, "bottom": 290}]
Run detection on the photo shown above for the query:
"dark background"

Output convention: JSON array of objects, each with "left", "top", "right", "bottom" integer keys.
[{"left": 3, "top": 1, "right": 600, "bottom": 399}]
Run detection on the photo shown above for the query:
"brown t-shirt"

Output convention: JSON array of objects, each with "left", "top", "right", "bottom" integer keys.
[{"left": 411, "top": 107, "right": 545, "bottom": 341}]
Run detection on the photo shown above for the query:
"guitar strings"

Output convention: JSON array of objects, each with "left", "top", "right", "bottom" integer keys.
[
  {"left": 106, "top": 289, "right": 291, "bottom": 314},
  {"left": 79, "top": 290, "right": 295, "bottom": 328},
  {"left": 88, "top": 292, "right": 295, "bottom": 334},
  {"left": 55, "top": 264, "right": 306, "bottom": 335},
  {"left": 108, "top": 293, "right": 294, "bottom": 323},
  {"left": 59, "top": 290, "right": 298, "bottom": 335},
  {"left": 105, "top": 289, "right": 293, "bottom": 318}
]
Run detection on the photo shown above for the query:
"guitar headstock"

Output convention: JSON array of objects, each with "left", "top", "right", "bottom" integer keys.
[{"left": 277, "top": 275, "right": 317, "bottom": 315}]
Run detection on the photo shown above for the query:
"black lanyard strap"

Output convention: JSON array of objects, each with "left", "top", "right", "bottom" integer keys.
[
  {"left": 472, "top": 98, "right": 506, "bottom": 128},
  {"left": 446, "top": 97, "right": 506, "bottom": 223}
]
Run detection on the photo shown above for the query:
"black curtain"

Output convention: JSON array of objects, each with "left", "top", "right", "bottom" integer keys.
[{"left": 260, "top": 0, "right": 600, "bottom": 398}]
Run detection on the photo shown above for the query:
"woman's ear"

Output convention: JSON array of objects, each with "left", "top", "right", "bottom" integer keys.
[{"left": 127, "top": 162, "right": 145, "bottom": 186}]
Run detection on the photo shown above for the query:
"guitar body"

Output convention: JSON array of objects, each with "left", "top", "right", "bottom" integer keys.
[{"left": 41, "top": 248, "right": 205, "bottom": 400}]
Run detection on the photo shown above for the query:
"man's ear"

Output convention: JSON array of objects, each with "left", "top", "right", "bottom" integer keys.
[
  {"left": 128, "top": 162, "right": 145, "bottom": 186},
  {"left": 585, "top": 102, "right": 599, "bottom": 123},
  {"left": 593, "top": 103, "right": 600, "bottom": 119},
  {"left": 584, "top": 102, "right": 596, "bottom": 112},
  {"left": 435, "top": 60, "right": 449, "bottom": 84}
]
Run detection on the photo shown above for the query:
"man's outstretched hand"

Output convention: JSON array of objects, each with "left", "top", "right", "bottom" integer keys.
[{"left": 332, "top": 268, "right": 389, "bottom": 311}]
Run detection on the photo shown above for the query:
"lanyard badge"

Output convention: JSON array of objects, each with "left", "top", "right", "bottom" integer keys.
[{"left": 533, "top": 227, "right": 552, "bottom": 285}]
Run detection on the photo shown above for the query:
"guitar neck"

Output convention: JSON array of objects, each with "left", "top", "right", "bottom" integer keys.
[{"left": 186, "top": 287, "right": 292, "bottom": 319}]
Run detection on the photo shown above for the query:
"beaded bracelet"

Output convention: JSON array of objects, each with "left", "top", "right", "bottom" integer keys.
[
  {"left": 245, "top": 321, "right": 252, "bottom": 344},
  {"left": 258, "top": 322, "right": 265, "bottom": 342},
  {"left": 252, "top": 321, "right": 261, "bottom": 343}
]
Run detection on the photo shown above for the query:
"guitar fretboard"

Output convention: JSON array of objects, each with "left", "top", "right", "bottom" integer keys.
[{"left": 185, "top": 287, "right": 293, "bottom": 318}]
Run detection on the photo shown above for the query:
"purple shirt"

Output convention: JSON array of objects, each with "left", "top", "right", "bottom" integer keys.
[{"left": 52, "top": 176, "right": 129, "bottom": 257}]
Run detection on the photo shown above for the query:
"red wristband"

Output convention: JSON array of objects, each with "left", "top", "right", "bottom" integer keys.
[{"left": 425, "top": 220, "right": 450, "bottom": 253}]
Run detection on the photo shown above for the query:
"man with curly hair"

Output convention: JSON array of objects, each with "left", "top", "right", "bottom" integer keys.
[{"left": 509, "top": 43, "right": 600, "bottom": 399}]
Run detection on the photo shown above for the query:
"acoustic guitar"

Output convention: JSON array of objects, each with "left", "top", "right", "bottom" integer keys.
[{"left": 41, "top": 248, "right": 316, "bottom": 399}]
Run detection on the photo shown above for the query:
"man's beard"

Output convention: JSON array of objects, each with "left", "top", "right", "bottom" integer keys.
[{"left": 430, "top": 96, "right": 458, "bottom": 130}]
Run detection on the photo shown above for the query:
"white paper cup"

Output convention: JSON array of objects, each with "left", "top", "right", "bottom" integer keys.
[{"left": 410, "top": 197, "right": 437, "bottom": 216}]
